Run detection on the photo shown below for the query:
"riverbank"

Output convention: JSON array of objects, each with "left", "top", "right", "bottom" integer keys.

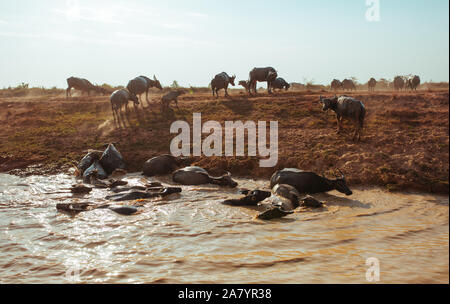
[{"left": 0, "top": 89, "right": 448, "bottom": 193}]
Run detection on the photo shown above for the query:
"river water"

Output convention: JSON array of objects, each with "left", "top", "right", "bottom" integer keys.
[{"left": 0, "top": 173, "right": 448, "bottom": 283}]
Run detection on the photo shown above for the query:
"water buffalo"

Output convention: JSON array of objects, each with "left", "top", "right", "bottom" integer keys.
[
  {"left": 238, "top": 80, "right": 250, "bottom": 91},
  {"left": 110, "top": 89, "right": 139, "bottom": 128},
  {"left": 330, "top": 79, "right": 343, "bottom": 92},
  {"left": 406, "top": 75, "right": 420, "bottom": 91},
  {"left": 342, "top": 79, "right": 356, "bottom": 91},
  {"left": 368, "top": 78, "right": 377, "bottom": 92},
  {"left": 105, "top": 187, "right": 182, "bottom": 202},
  {"left": 248, "top": 67, "right": 278, "bottom": 94},
  {"left": 77, "top": 150, "right": 104, "bottom": 176},
  {"left": 127, "top": 75, "right": 162, "bottom": 109},
  {"left": 222, "top": 183, "right": 323, "bottom": 220},
  {"left": 270, "top": 168, "right": 353, "bottom": 196},
  {"left": 142, "top": 154, "right": 179, "bottom": 176},
  {"left": 211, "top": 72, "right": 236, "bottom": 98},
  {"left": 320, "top": 95, "right": 366, "bottom": 141},
  {"left": 172, "top": 166, "right": 238, "bottom": 187},
  {"left": 66, "top": 77, "right": 106, "bottom": 99},
  {"left": 161, "top": 89, "right": 186, "bottom": 113},
  {"left": 393, "top": 76, "right": 405, "bottom": 91},
  {"left": 272, "top": 77, "right": 290, "bottom": 91},
  {"left": 99, "top": 143, "right": 126, "bottom": 175}
]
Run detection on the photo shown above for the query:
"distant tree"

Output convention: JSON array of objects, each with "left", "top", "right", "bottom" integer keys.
[
  {"left": 170, "top": 80, "right": 180, "bottom": 89},
  {"left": 17, "top": 82, "right": 29, "bottom": 89}
]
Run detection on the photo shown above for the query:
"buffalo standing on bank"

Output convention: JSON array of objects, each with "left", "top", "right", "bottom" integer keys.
[{"left": 320, "top": 95, "right": 366, "bottom": 141}]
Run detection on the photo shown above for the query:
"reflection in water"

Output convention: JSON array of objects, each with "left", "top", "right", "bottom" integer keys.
[{"left": 0, "top": 173, "right": 448, "bottom": 283}]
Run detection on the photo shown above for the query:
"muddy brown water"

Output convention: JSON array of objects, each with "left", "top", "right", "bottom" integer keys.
[{"left": 0, "top": 173, "right": 448, "bottom": 283}]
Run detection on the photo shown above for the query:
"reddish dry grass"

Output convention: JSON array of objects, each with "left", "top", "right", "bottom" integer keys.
[{"left": 0, "top": 89, "right": 448, "bottom": 193}]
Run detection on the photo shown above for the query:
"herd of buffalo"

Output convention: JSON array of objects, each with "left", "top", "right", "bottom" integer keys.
[
  {"left": 57, "top": 144, "right": 353, "bottom": 220},
  {"left": 65, "top": 66, "right": 414, "bottom": 141}
]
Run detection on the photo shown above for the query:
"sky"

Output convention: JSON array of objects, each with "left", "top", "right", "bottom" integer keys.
[{"left": 0, "top": 0, "right": 448, "bottom": 88}]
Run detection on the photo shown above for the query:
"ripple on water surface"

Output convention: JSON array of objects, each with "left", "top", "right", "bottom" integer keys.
[{"left": 0, "top": 173, "right": 448, "bottom": 283}]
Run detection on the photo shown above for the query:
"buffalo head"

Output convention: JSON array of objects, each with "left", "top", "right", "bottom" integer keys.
[
  {"left": 216, "top": 171, "right": 238, "bottom": 188},
  {"left": 153, "top": 75, "right": 163, "bottom": 90},
  {"left": 331, "top": 169, "right": 352, "bottom": 195},
  {"left": 230, "top": 75, "right": 236, "bottom": 86},
  {"left": 319, "top": 95, "right": 338, "bottom": 111}
]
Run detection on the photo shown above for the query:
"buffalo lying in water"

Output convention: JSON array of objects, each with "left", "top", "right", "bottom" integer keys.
[
  {"left": 270, "top": 168, "right": 352, "bottom": 196},
  {"left": 172, "top": 166, "right": 238, "bottom": 187},
  {"left": 223, "top": 183, "right": 324, "bottom": 220},
  {"left": 142, "top": 154, "right": 179, "bottom": 177},
  {"left": 105, "top": 187, "right": 182, "bottom": 202},
  {"left": 56, "top": 202, "right": 138, "bottom": 215}
]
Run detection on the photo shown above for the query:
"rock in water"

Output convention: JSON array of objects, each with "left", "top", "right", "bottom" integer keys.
[
  {"left": 83, "top": 161, "right": 108, "bottom": 182},
  {"left": 100, "top": 144, "right": 126, "bottom": 175},
  {"left": 77, "top": 150, "right": 103, "bottom": 175},
  {"left": 70, "top": 184, "right": 92, "bottom": 194},
  {"left": 56, "top": 202, "right": 93, "bottom": 213},
  {"left": 257, "top": 206, "right": 294, "bottom": 220},
  {"left": 109, "top": 205, "right": 138, "bottom": 215}
]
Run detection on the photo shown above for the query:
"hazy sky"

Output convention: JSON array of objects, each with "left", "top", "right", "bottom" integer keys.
[{"left": 0, "top": 0, "right": 448, "bottom": 88}]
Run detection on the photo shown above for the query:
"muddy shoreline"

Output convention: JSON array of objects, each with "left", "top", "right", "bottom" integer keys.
[{"left": 0, "top": 89, "right": 448, "bottom": 194}]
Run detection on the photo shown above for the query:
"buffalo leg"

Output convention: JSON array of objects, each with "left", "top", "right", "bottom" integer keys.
[
  {"left": 111, "top": 104, "right": 118, "bottom": 127},
  {"left": 336, "top": 115, "right": 342, "bottom": 133},
  {"left": 124, "top": 104, "right": 133, "bottom": 127},
  {"left": 352, "top": 121, "right": 358, "bottom": 141},
  {"left": 133, "top": 102, "right": 142, "bottom": 122},
  {"left": 113, "top": 108, "right": 120, "bottom": 128}
]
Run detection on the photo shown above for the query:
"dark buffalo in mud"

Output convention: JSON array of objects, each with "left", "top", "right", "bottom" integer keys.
[
  {"left": 248, "top": 67, "right": 278, "bottom": 94},
  {"left": 110, "top": 89, "right": 139, "bottom": 128},
  {"left": 127, "top": 75, "right": 162, "bottom": 109},
  {"left": 77, "top": 150, "right": 104, "bottom": 175},
  {"left": 172, "top": 166, "right": 238, "bottom": 187},
  {"left": 99, "top": 143, "right": 126, "bottom": 175},
  {"left": 270, "top": 168, "right": 353, "bottom": 196},
  {"left": 330, "top": 79, "right": 343, "bottom": 91},
  {"left": 211, "top": 72, "right": 236, "bottom": 97},
  {"left": 105, "top": 187, "right": 182, "bottom": 202},
  {"left": 406, "top": 75, "right": 420, "bottom": 91},
  {"left": 82, "top": 160, "right": 108, "bottom": 183},
  {"left": 341, "top": 79, "right": 356, "bottom": 91},
  {"left": 142, "top": 154, "right": 179, "bottom": 176},
  {"left": 222, "top": 183, "right": 324, "bottom": 220},
  {"left": 320, "top": 95, "right": 366, "bottom": 141},
  {"left": 368, "top": 78, "right": 377, "bottom": 91},
  {"left": 66, "top": 77, "right": 107, "bottom": 99},
  {"left": 272, "top": 77, "right": 290, "bottom": 91}
]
